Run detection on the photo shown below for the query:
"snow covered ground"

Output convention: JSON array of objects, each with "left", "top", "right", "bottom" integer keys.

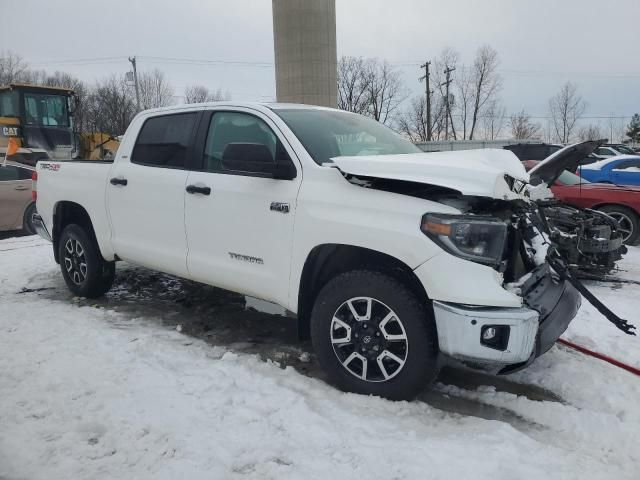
[{"left": 1, "top": 235, "right": 639, "bottom": 480}]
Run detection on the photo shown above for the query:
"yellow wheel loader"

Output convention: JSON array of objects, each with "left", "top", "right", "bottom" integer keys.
[{"left": 0, "top": 83, "right": 118, "bottom": 166}]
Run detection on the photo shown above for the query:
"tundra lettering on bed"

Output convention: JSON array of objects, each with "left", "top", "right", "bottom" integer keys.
[{"left": 32, "top": 103, "right": 636, "bottom": 401}]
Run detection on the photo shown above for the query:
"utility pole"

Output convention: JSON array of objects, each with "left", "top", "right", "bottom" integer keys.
[
  {"left": 128, "top": 56, "right": 141, "bottom": 112},
  {"left": 419, "top": 61, "right": 432, "bottom": 141},
  {"left": 441, "top": 65, "right": 455, "bottom": 140}
]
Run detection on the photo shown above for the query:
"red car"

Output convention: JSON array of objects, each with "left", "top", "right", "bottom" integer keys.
[{"left": 524, "top": 158, "right": 640, "bottom": 244}]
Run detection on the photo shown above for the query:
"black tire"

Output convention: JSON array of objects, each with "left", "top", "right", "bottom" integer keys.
[
  {"left": 22, "top": 203, "right": 37, "bottom": 235},
  {"left": 58, "top": 224, "right": 115, "bottom": 298},
  {"left": 598, "top": 205, "right": 640, "bottom": 245},
  {"left": 310, "top": 270, "right": 438, "bottom": 401}
]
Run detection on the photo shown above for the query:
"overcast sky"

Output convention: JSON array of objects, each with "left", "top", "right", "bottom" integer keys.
[{"left": 2, "top": 0, "right": 639, "bottom": 128}]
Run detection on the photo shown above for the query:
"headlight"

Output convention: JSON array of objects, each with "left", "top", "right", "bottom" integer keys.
[{"left": 421, "top": 213, "right": 508, "bottom": 266}]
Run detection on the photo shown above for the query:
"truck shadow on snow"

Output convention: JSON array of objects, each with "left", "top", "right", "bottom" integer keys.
[{"left": 36, "top": 262, "right": 561, "bottom": 429}]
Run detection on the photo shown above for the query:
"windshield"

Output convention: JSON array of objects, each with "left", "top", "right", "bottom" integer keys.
[
  {"left": 557, "top": 169, "right": 590, "bottom": 185},
  {"left": 24, "top": 93, "right": 69, "bottom": 127},
  {"left": 274, "top": 108, "right": 422, "bottom": 165}
]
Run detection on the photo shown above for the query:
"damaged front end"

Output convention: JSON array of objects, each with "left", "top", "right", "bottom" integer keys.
[
  {"left": 427, "top": 196, "right": 585, "bottom": 373},
  {"left": 430, "top": 193, "right": 635, "bottom": 373},
  {"left": 333, "top": 148, "right": 635, "bottom": 374}
]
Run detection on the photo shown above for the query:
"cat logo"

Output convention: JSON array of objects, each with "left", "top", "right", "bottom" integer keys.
[{"left": 2, "top": 127, "right": 19, "bottom": 137}]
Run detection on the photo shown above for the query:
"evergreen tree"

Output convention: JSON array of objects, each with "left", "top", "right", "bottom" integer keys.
[{"left": 626, "top": 113, "right": 640, "bottom": 143}]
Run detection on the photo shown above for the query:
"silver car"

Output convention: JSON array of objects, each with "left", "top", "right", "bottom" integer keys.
[{"left": 0, "top": 163, "right": 36, "bottom": 234}]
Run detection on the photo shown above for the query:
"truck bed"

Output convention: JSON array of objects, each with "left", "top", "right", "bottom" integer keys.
[{"left": 36, "top": 159, "right": 115, "bottom": 260}]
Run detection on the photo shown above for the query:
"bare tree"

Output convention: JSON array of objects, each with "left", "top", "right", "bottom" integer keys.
[
  {"left": 397, "top": 95, "right": 448, "bottom": 142},
  {"left": 510, "top": 110, "right": 541, "bottom": 139},
  {"left": 137, "top": 69, "right": 174, "bottom": 110},
  {"left": 577, "top": 123, "right": 603, "bottom": 141},
  {"left": 454, "top": 66, "right": 478, "bottom": 139},
  {"left": 0, "top": 51, "right": 29, "bottom": 84},
  {"left": 549, "top": 82, "right": 587, "bottom": 143},
  {"left": 468, "top": 45, "right": 502, "bottom": 139},
  {"left": 337, "top": 56, "right": 370, "bottom": 115},
  {"left": 86, "top": 75, "right": 137, "bottom": 136},
  {"left": 184, "top": 84, "right": 228, "bottom": 103},
  {"left": 396, "top": 96, "right": 428, "bottom": 142},
  {"left": 481, "top": 100, "right": 507, "bottom": 140},
  {"left": 607, "top": 116, "right": 626, "bottom": 144},
  {"left": 362, "top": 59, "right": 405, "bottom": 124}
]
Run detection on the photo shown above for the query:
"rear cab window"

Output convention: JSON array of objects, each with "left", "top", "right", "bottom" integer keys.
[{"left": 131, "top": 113, "right": 198, "bottom": 169}]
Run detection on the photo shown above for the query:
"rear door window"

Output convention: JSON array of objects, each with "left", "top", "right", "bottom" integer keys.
[{"left": 132, "top": 113, "right": 198, "bottom": 168}]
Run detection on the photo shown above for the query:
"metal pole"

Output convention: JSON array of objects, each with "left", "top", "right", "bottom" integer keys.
[
  {"left": 128, "top": 56, "right": 141, "bottom": 112},
  {"left": 419, "top": 61, "right": 432, "bottom": 141},
  {"left": 442, "top": 66, "right": 454, "bottom": 140}
]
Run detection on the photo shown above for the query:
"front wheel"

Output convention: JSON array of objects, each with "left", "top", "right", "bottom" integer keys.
[
  {"left": 310, "top": 270, "right": 439, "bottom": 401},
  {"left": 58, "top": 224, "right": 115, "bottom": 298}
]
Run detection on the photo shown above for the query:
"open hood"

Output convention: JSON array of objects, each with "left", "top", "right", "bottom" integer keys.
[
  {"left": 329, "top": 149, "right": 530, "bottom": 201},
  {"left": 528, "top": 140, "right": 605, "bottom": 186}
]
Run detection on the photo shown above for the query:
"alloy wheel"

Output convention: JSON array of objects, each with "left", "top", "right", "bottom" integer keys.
[
  {"left": 64, "top": 237, "right": 88, "bottom": 285},
  {"left": 330, "top": 297, "right": 408, "bottom": 382}
]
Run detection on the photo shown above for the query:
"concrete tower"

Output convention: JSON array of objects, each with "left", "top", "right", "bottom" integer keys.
[{"left": 272, "top": 0, "right": 337, "bottom": 108}]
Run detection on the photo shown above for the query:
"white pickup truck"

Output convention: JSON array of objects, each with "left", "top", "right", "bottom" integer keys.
[{"left": 32, "top": 102, "right": 582, "bottom": 400}]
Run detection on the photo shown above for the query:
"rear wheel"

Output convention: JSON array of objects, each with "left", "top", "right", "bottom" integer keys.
[
  {"left": 22, "top": 203, "right": 37, "bottom": 235},
  {"left": 58, "top": 224, "right": 115, "bottom": 298},
  {"left": 598, "top": 205, "right": 639, "bottom": 245},
  {"left": 310, "top": 270, "right": 438, "bottom": 401}
]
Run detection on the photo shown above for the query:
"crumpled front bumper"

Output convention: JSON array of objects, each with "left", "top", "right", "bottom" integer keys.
[{"left": 433, "top": 263, "right": 581, "bottom": 369}]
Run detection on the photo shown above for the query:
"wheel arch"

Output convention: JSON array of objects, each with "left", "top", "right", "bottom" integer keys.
[
  {"left": 52, "top": 201, "right": 100, "bottom": 264},
  {"left": 296, "top": 244, "right": 430, "bottom": 340},
  {"left": 591, "top": 202, "right": 640, "bottom": 217}
]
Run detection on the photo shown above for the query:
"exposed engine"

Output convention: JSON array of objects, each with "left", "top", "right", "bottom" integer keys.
[{"left": 538, "top": 201, "right": 626, "bottom": 277}]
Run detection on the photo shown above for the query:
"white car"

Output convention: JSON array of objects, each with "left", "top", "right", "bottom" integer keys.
[
  {"left": 32, "top": 103, "right": 581, "bottom": 400},
  {"left": 593, "top": 145, "right": 637, "bottom": 158}
]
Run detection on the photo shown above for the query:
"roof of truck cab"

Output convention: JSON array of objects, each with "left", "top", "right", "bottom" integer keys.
[
  {"left": 0, "top": 83, "right": 75, "bottom": 94},
  {"left": 137, "top": 102, "right": 343, "bottom": 116}
]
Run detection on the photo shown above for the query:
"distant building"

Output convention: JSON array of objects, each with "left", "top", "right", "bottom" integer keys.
[{"left": 272, "top": 0, "right": 337, "bottom": 108}]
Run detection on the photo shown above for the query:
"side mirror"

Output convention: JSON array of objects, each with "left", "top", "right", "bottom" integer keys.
[{"left": 221, "top": 142, "right": 296, "bottom": 180}]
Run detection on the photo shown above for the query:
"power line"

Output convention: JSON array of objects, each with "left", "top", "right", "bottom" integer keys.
[
  {"left": 26, "top": 55, "right": 640, "bottom": 79},
  {"left": 139, "top": 55, "right": 274, "bottom": 67},
  {"left": 29, "top": 56, "right": 127, "bottom": 67}
]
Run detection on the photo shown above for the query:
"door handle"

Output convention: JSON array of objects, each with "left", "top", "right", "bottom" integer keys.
[
  {"left": 110, "top": 177, "right": 128, "bottom": 186},
  {"left": 14, "top": 185, "right": 29, "bottom": 191},
  {"left": 186, "top": 184, "right": 211, "bottom": 195}
]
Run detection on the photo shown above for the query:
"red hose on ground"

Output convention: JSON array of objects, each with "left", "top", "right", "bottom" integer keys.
[{"left": 557, "top": 338, "right": 640, "bottom": 377}]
